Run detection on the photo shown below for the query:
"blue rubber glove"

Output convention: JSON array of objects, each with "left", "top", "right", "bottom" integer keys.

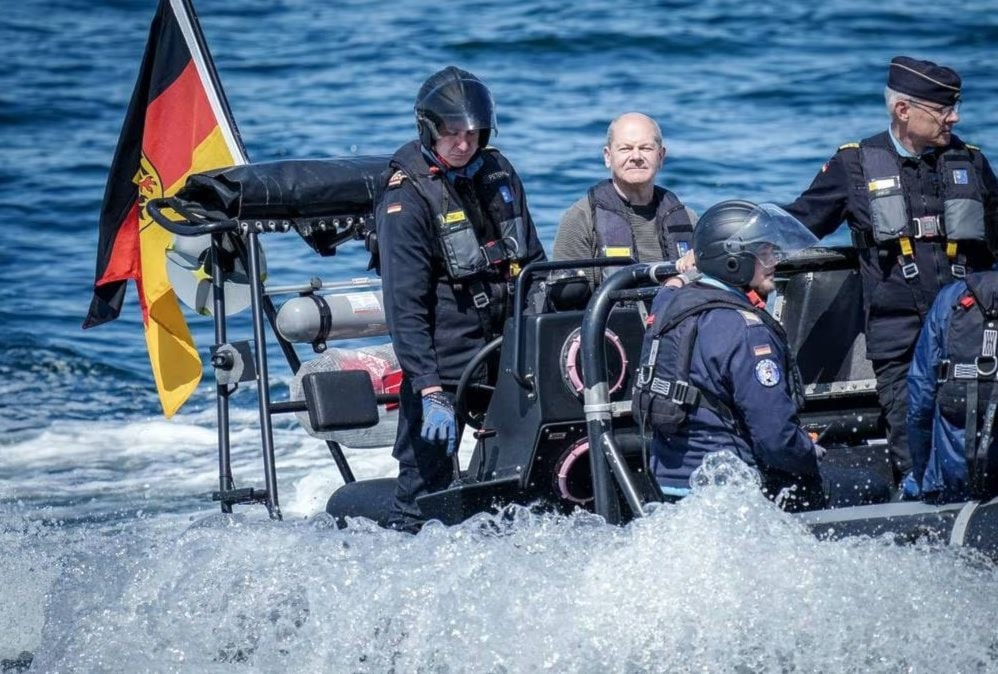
[
  {"left": 899, "top": 472, "right": 921, "bottom": 501},
  {"left": 421, "top": 391, "right": 458, "bottom": 456}
]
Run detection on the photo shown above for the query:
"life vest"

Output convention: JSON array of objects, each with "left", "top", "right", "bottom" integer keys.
[
  {"left": 387, "top": 142, "right": 531, "bottom": 281},
  {"left": 634, "top": 284, "right": 804, "bottom": 436},
  {"left": 935, "top": 272, "right": 998, "bottom": 498},
  {"left": 588, "top": 180, "right": 693, "bottom": 264},
  {"left": 859, "top": 142, "right": 987, "bottom": 249}
]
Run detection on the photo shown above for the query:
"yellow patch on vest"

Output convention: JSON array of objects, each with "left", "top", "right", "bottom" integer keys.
[
  {"left": 967, "top": 143, "right": 981, "bottom": 151},
  {"left": 838, "top": 142, "right": 860, "bottom": 150},
  {"left": 868, "top": 176, "right": 900, "bottom": 192},
  {"left": 444, "top": 210, "right": 466, "bottom": 224},
  {"left": 603, "top": 246, "right": 633, "bottom": 258}
]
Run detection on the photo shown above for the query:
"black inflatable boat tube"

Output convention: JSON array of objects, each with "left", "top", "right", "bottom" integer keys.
[
  {"left": 798, "top": 498, "right": 998, "bottom": 558},
  {"left": 177, "top": 155, "right": 390, "bottom": 219}
]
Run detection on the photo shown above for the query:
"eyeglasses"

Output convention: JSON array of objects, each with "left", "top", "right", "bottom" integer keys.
[{"left": 907, "top": 98, "right": 961, "bottom": 118}]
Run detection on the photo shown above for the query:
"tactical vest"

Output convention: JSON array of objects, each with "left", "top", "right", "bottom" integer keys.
[
  {"left": 634, "top": 284, "right": 804, "bottom": 436},
  {"left": 859, "top": 143, "right": 987, "bottom": 247},
  {"left": 388, "top": 142, "right": 531, "bottom": 282},
  {"left": 935, "top": 273, "right": 998, "bottom": 498},
  {"left": 588, "top": 180, "right": 693, "bottom": 264}
]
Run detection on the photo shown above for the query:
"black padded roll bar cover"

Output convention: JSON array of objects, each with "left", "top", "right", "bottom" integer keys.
[
  {"left": 177, "top": 155, "right": 391, "bottom": 219},
  {"left": 302, "top": 371, "right": 379, "bottom": 432}
]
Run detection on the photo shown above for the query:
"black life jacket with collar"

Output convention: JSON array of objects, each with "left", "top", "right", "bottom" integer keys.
[
  {"left": 387, "top": 141, "right": 531, "bottom": 281},
  {"left": 634, "top": 283, "right": 804, "bottom": 436},
  {"left": 851, "top": 136, "right": 987, "bottom": 246},
  {"left": 588, "top": 180, "right": 694, "bottom": 264}
]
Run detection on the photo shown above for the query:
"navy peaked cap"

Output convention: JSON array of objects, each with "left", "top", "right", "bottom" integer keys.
[{"left": 888, "top": 56, "right": 961, "bottom": 106}]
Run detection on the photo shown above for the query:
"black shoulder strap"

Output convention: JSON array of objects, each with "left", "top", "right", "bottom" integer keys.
[{"left": 676, "top": 312, "right": 743, "bottom": 432}]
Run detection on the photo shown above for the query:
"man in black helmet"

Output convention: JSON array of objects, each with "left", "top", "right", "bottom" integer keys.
[
  {"left": 635, "top": 200, "right": 826, "bottom": 510},
  {"left": 376, "top": 66, "right": 546, "bottom": 531},
  {"left": 784, "top": 56, "right": 998, "bottom": 487}
]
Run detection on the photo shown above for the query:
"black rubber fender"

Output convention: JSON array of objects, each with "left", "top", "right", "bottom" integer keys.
[{"left": 325, "top": 477, "right": 397, "bottom": 528}]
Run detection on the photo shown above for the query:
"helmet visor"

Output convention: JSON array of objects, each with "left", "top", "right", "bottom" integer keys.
[
  {"left": 416, "top": 77, "right": 497, "bottom": 137},
  {"left": 725, "top": 203, "right": 819, "bottom": 264}
]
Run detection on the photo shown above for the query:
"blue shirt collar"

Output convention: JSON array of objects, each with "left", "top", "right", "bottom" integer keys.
[
  {"left": 887, "top": 127, "right": 935, "bottom": 158},
  {"left": 699, "top": 274, "right": 746, "bottom": 296}
]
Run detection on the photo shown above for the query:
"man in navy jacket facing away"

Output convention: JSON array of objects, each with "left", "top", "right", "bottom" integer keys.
[
  {"left": 635, "top": 200, "right": 825, "bottom": 510},
  {"left": 907, "top": 270, "right": 998, "bottom": 503}
]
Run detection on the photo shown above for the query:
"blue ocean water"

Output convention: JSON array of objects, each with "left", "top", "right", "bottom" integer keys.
[{"left": 2, "top": 0, "right": 998, "bottom": 669}]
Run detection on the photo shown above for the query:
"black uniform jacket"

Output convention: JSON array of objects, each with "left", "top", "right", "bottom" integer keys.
[
  {"left": 784, "top": 131, "right": 998, "bottom": 360},
  {"left": 376, "top": 143, "right": 546, "bottom": 393}
]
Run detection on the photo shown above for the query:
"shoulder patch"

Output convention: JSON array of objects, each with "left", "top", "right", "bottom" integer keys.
[
  {"left": 755, "top": 359, "right": 781, "bottom": 387},
  {"left": 966, "top": 143, "right": 981, "bottom": 152},
  {"left": 737, "top": 309, "right": 762, "bottom": 325},
  {"left": 387, "top": 170, "right": 406, "bottom": 189},
  {"left": 386, "top": 202, "right": 402, "bottom": 214},
  {"left": 838, "top": 142, "right": 860, "bottom": 151}
]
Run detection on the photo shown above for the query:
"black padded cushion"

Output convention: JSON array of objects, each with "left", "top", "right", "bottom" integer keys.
[{"left": 302, "top": 370, "right": 379, "bottom": 432}]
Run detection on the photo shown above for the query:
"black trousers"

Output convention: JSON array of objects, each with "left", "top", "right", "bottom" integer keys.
[
  {"left": 386, "top": 377, "right": 461, "bottom": 532},
  {"left": 872, "top": 351, "right": 914, "bottom": 482}
]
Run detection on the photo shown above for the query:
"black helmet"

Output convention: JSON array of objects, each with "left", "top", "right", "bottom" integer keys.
[
  {"left": 415, "top": 66, "right": 497, "bottom": 150},
  {"left": 694, "top": 200, "right": 818, "bottom": 286}
]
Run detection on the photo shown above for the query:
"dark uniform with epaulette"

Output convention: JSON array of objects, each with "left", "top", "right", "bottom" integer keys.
[
  {"left": 376, "top": 140, "right": 545, "bottom": 528},
  {"left": 784, "top": 57, "right": 998, "bottom": 481},
  {"left": 636, "top": 282, "right": 823, "bottom": 509}
]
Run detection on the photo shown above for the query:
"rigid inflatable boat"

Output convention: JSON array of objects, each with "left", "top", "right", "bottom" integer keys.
[{"left": 147, "top": 155, "right": 998, "bottom": 559}]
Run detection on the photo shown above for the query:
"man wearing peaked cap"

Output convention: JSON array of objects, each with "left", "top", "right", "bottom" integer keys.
[{"left": 783, "top": 56, "right": 998, "bottom": 488}]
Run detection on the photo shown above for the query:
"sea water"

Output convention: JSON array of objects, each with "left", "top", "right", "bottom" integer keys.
[{"left": 3, "top": 0, "right": 998, "bottom": 670}]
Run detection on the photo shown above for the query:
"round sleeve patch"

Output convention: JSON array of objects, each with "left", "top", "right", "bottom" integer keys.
[{"left": 755, "top": 358, "right": 782, "bottom": 387}]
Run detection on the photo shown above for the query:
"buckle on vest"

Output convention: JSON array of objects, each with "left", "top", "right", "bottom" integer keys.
[
  {"left": 954, "top": 363, "right": 979, "bottom": 379},
  {"left": 480, "top": 240, "right": 507, "bottom": 266},
  {"left": 900, "top": 261, "right": 919, "bottom": 279},
  {"left": 913, "top": 215, "right": 941, "bottom": 239},
  {"left": 911, "top": 215, "right": 942, "bottom": 239},
  {"left": 670, "top": 380, "right": 699, "bottom": 406},
  {"left": 936, "top": 359, "right": 951, "bottom": 383},
  {"left": 977, "top": 356, "right": 998, "bottom": 378},
  {"left": 637, "top": 364, "right": 653, "bottom": 387},
  {"left": 952, "top": 263, "right": 967, "bottom": 279},
  {"left": 472, "top": 291, "right": 490, "bottom": 309}
]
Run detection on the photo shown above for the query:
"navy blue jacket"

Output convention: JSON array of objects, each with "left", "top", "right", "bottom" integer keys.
[
  {"left": 649, "top": 281, "right": 820, "bottom": 492},
  {"left": 784, "top": 131, "right": 998, "bottom": 360},
  {"left": 375, "top": 143, "right": 545, "bottom": 392},
  {"left": 907, "top": 279, "right": 979, "bottom": 501}
]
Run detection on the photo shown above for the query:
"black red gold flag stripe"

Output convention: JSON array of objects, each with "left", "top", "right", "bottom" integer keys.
[{"left": 83, "top": 0, "right": 247, "bottom": 417}]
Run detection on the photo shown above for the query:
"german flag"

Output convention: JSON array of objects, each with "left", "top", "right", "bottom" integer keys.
[{"left": 84, "top": 0, "right": 247, "bottom": 417}]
